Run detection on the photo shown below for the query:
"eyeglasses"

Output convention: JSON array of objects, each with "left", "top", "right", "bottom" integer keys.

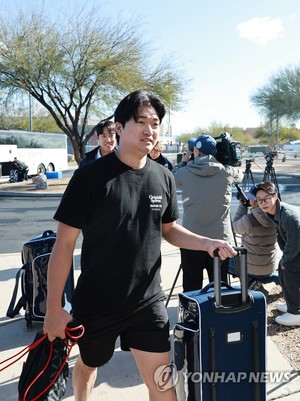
[{"left": 256, "top": 195, "right": 275, "bottom": 204}]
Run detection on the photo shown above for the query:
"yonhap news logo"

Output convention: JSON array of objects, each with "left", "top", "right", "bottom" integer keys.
[
  {"left": 153, "top": 363, "right": 177, "bottom": 392},
  {"left": 153, "top": 364, "right": 299, "bottom": 391}
]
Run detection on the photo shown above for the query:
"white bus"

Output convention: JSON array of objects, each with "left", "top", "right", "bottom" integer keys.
[
  {"left": 0, "top": 130, "right": 68, "bottom": 176},
  {"left": 283, "top": 141, "right": 300, "bottom": 157}
]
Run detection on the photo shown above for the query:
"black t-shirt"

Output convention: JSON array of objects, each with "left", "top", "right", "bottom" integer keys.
[{"left": 54, "top": 153, "right": 179, "bottom": 317}]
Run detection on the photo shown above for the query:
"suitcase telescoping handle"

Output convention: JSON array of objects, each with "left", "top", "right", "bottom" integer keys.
[{"left": 213, "top": 247, "right": 247, "bottom": 307}]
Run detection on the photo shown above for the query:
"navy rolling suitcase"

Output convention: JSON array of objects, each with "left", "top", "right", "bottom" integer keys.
[{"left": 173, "top": 247, "right": 266, "bottom": 401}]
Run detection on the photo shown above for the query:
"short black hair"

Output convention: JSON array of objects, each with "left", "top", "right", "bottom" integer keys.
[
  {"left": 95, "top": 120, "right": 116, "bottom": 137},
  {"left": 252, "top": 181, "right": 277, "bottom": 196},
  {"left": 114, "top": 90, "right": 166, "bottom": 126}
]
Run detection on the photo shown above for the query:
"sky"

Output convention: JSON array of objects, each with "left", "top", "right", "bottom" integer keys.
[{"left": 1, "top": 0, "right": 300, "bottom": 135}]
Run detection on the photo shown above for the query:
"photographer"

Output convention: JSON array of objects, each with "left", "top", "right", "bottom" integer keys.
[
  {"left": 172, "top": 138, "right": 195, "bottom": 174},
  {"left": 174, "top": 134, "right": 242, "bottom": 291},
  {"left": 232, "top": 185, "right": 279, "bottom": 291}
]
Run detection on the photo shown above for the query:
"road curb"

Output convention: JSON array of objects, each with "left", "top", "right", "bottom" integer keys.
[{"left": 0, "top": 191, "right": 63, "bottom": 197}]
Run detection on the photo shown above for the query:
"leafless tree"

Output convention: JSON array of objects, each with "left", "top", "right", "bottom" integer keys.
[{"left": 0, "top": 8, "right": 184, "bottom": 164}]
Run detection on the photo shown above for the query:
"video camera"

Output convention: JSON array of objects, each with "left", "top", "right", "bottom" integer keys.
[
  {"left": 235, "top": 184, "right": 250, "bottom": 208},
  {"left": 264, "top": 151, "right": 277, "bottom": 164},
  {"left": 214, "top": 132, "right": 242, "bottom": 167}
]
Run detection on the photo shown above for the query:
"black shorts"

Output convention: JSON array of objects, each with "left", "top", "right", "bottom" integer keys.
[{"left": 75, "top": 300, "right": 170, "bottom": 367}]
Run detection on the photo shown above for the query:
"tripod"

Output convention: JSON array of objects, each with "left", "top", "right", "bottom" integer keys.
[
  {"left": 240, "top": 159, "right": 255, "bottom": 190},
  {"left": 239, "top": 155, "right": 281, "bottom": 199},
  {"left": 262, "top": 157, "right": 281, "bottom": 200},
  {"left": 234, "top": 159, "right": 255, "bottom": 204}
]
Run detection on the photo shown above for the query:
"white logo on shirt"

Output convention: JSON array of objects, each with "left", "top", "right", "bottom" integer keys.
[{"left": 149, "top": 194, "right": 163, "bottom": 211}]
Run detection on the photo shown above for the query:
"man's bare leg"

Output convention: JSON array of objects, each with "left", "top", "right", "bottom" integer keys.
[
  {"left": 72, "top": 355, "right": 98, "bottom": 401},
  {"left": 131, "top": 348, "right": 177, "bottom": 401}
]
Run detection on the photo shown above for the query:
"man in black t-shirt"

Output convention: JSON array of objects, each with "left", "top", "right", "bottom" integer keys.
[{"left": 43, "top": 90, "right": 236, "bottom": 401}]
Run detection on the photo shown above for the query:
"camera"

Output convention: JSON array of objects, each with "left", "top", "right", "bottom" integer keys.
[
  {"left": 176, "top": 138, "right": 195, "bottom": 163},
  {"left": 235, "top": 184, "right": 250, "bottom": 208},
  {"left": 214, "top": 132, "right": 242, "bottom": 167},
  {"left": 264, "top": 151, "right": 277, "bottom": 164}
]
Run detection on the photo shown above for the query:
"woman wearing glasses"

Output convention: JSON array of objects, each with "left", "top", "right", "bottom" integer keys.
[
  {"left": 253, "top": 181, "right": 300, "bottom": 326},
  {"left": 232, "top": 184, "right": 279, "bottom": 292}
]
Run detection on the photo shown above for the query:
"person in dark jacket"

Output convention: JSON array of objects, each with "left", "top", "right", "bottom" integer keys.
[
  {"left": 80, "top": 120, "right": 117, "bottom": 167},
  {"left": 10, "top": 157, "right": 29, "bottom": 182},
  {"left": 253, "top": 181, "right": 300, "bottom": 326},
  {"left": 148, "top": 141, "right": 174, "bottom": 170}
]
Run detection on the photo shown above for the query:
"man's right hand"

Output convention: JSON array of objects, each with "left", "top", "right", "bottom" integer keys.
[{"left": 43, "top": 308, "right": 73, "bottom": 342}]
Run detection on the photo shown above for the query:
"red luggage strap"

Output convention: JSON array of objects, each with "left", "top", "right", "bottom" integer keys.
[{"left": 0, "top": 324, "right": 85, "bottom": 401}]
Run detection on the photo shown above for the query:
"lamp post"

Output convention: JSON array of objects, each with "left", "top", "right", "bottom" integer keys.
[
  {"left": 275, "top": 114, "right": 279, "bottom": 150},
  {"left": 29, "top": 93, "right": 33, "bottom": 132},
  {"left": 274, "top": 79, "right": 282, "bottom": 150}
]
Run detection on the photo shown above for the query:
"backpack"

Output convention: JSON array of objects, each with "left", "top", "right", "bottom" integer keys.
[
  {"left": 18, "top": 331, "right": 69, "bottom": 401},
  {"left": 1, "top": 322, "right": 84, "bottom": 401},
  {"left": 6, "top": 230, "right": 74, "bottom": 327},
  {"left": 9, "top": 169, "right": 20, "bottom": 183}
]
